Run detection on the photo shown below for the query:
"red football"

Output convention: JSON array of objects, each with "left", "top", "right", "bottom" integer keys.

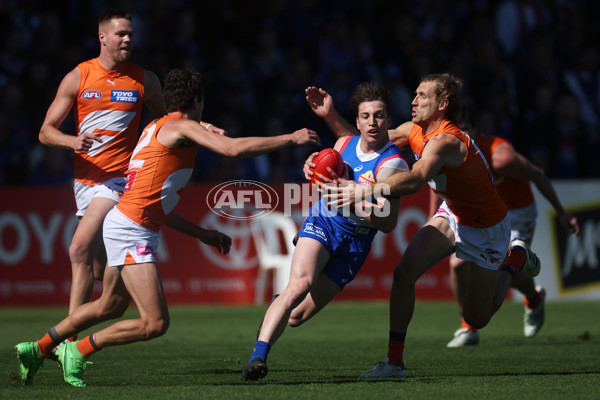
[{"left": 310, "top": 148, "right": 345, "bottom": 184}]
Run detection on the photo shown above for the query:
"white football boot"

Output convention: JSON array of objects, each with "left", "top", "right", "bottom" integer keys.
[
  {"left": 524, "top": 285, "right": 546, "bottom": 337},
  {"left": 447, "top": 327, "right": 479, "bottom": 348},
  {"left": 359, "top": 358, "right": 405, "bottom": 378}
]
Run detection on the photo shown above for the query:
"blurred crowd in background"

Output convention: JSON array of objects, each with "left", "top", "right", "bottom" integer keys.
[{"left": 1, "top": 0, "right": 599, "bottom": 186}]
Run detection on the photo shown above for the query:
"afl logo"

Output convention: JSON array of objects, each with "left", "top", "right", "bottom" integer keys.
[
  {"left": 82, "top": 90, "right": 102, "bottom": 100},
  {"left": 206, "top": 180, "right": 279, "bottom": 220}
]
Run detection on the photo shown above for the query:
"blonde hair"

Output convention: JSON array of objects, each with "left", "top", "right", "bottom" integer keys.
[{"left": 421, "top": 73, "right": 463, "bottom": 123}]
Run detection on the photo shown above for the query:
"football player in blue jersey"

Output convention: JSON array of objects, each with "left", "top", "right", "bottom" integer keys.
[{"left": 241, "top": 82, "right": 408, "bottom": 381}]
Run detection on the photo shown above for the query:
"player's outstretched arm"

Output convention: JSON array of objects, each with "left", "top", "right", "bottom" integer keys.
[
  {"left": 200, "top": 121, "right": 227, "bottom": 136},
  {"left": 177, "top": 119, "right": 321, "bottom": 158},
  {"left": 165, "top": 212, "right": 231, "bottom": 254},
  {"left": 356, "top": 168, "right": 403, "bottom": 233},
  {"left": 305, "top": 86, "right": 358, "bottom": 138},
  {"left": 493, "top": 144, "right": 580, "bottom": 236}
]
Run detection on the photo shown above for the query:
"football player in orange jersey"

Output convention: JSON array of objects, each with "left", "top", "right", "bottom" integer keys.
[
  {"left": 37, "top": 10, "right": 224, "bottom": 331},
  {"left": 437, "top": 114, "right": 580, "bottom": 348},
  {"left": 15, "top": 66, "right": 320, "bottom": 387},
  {"left": 310, "top": 73, "right": 542, "bottom": 378}
]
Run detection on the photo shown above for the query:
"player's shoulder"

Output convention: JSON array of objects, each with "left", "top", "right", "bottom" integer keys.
[
  {"left": 76, "top": 58, "right": 96, "bottom": 68},
  {"left": 143, "top": 69, "right": 162, "bottom": 89},
  {"left": 431, "top": 130, "right": 461, "bottom": 144},
  {"left": 334, "top": 135, "right": 354, "bottom": 151},
  {"left": 164, "top": 115, "right": 197, "bottom": 131},
  {"left": 389, "top": 121, "right": 415, "bottom": 148},
  {"left": 58, "top": 66, "right": 82, "bottom": 94}
]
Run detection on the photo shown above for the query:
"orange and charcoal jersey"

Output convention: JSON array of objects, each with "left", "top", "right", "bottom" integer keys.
[
  {"left": 474, "top": 135, "right": 535, "bottom": 210},
  {"left": 117, "top": 114, "right": 197, "bottom": 232},
  {"left": 73, "top": 58, "right": 145, "bottom": 185},
  {"left": 408, "top": 120, "right": 508, "bottom": 228}
]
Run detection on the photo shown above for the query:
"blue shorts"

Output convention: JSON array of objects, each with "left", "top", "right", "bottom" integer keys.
[{"left": 297, "top": 213, "right": 375, "bottom": 289}]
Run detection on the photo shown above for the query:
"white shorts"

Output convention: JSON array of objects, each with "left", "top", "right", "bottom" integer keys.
[
  {"left": 74, "top": 177, "right": 126, "bottom": 217},
  {"left": 103, "top": 207, "right": 160, "bottom": 267},
  {"left": 508, "top": 202, "right": 537, "bottom": 244},
  {"left": 434, "top": 201, "right": 510, "bottom": 271}
]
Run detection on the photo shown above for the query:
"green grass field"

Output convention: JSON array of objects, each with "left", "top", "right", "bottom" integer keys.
[{"left": 2, "top": 300, "right": 599, "bottom": 399}]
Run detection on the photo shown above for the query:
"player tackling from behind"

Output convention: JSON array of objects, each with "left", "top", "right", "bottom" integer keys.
[
  {"left": 15, "top": 66, "right": 320, "bottom": 387},
  {"left": 312, "top": 73, "right": 542, "bottom": 378}
]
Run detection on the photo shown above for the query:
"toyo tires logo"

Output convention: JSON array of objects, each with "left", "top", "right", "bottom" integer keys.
[{"left": 206, "top": 180, "right": 279, "bottom": 220}]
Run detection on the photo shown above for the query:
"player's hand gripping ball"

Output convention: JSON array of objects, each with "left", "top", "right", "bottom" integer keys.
[{"left": 310, "top": 148, "right": 345, "bottom": 185}]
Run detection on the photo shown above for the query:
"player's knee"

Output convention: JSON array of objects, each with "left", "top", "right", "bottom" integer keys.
[
  {"left": 288, "top": 320, "right": 303, "bottom": 328},
  {"left": 285, "top": 280, "right": 311, "bottom": 303},
  {"left": 143, "top": 317, "right": 170, "bottom": 340},
  {"left": 288, "top": 315, "right": 305, "bottom": 328},
  {"left": 93, "top": 261, "right": 105, "bottom": 281},
  {"left": 102, "top": 300, "right": 128, "bottom": 319},
  {"left": 392, "top": 263, "right": 416, "bottom": 284},
  {"left": 69, "top": 240, "right": 89, "bottom": 264}
]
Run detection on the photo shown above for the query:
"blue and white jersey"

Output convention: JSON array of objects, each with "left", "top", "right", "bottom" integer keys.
[
  {"left": 313, "top": 135, "right": 408, "bottom": 235},
  {"left": 298, "top": 136, "right": 408, "bottom": 288}
]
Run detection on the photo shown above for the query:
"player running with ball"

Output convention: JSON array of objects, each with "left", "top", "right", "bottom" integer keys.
[{"left": 241, "top": 82, "right": 408, "bottom": 381}]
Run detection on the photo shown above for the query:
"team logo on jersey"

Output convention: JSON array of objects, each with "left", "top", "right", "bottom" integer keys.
[
  {"left": 357, "top": 171, "right": 375, "bottom": 185},
  {"left": 111, "top": 90, "right": 139, "bottom": 103},
  {"left": 81, "top": 90, "right": 102, "bottom": 100}
]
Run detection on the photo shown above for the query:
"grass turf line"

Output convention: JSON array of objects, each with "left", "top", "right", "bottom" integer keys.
[{"left": 1, "top": 301, "right": 599, "bottom": 399}]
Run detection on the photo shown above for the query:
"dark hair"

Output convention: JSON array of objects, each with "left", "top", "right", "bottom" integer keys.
[
  {"left": 421, "top": 73, "right": 463, "bottom": 123},
  {"left": 163, "top": 67, "right": 205, "bottom": 112},
  {"left": 99, "top": 9, "right": 131, "bottom": 25},
  {"left": 350, "top": 82, "right": 392, "bottom": 117}
]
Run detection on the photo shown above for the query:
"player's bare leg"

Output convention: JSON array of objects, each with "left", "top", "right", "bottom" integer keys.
[
  {"left": 68, "top": 197, "right": 116, "bottom": 314},
  {"left": 243, "top": 238, "right": 329, "bottom": 381},
  {"left": 288, "top": 274, "right": 341, "bottom": 327}
]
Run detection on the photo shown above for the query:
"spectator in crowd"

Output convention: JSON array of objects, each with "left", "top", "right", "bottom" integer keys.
[{"left": 0, "top": 1, "right": 599, "bottom": 185}]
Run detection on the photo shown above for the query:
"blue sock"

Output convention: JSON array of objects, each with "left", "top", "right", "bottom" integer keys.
[{"left": 249, "top": 340, "right": 271, "bottom": 362}]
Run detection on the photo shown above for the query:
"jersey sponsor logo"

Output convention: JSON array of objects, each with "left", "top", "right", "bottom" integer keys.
[
  {"left": 354, "top": 165, "right": 364, "bottom": 172},
  {"left": 81, "top": 90, "right": 102, "bottom": 100},
  {"left": 111, "top": 90, "right": 139, "bottom": 103},
  {"left": 136, "top": 245, "right": 154, "bottom": 256},
  {"left": 357, "top": 171, "right": 375, "bottom": 185},
  {"left": 480, "top": 248, "right": 502, "bottom": 265},
  {"left": 303, "top": 222, "right": 327, "bottom": 241}
]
